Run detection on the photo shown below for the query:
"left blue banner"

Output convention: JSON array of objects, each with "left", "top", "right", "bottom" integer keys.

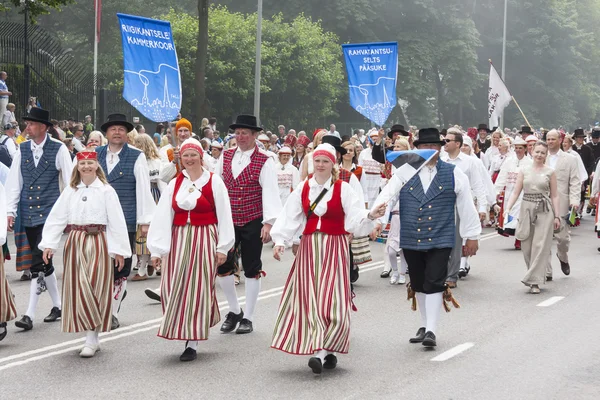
[
  {"left": 342, "top": 42, "right": 398, "bottom": 127},
  {"left": 117, "top": 13, "right": 181, "bottom": 122}
]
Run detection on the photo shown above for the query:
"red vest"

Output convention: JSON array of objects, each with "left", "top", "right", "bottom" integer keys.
[
  {"left": 301, "top": 179, "right": 347, "bottom": 235},
  {"left": 172, "top": 173, "right": 218, "bottom": 226},
  {"left": 222, "top": 146, "right": 269, "bottom": 226}
]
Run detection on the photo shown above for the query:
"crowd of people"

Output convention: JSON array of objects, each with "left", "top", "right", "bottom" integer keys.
[{"left": 0, "top": 102, "right": 597, "bottom": 374}]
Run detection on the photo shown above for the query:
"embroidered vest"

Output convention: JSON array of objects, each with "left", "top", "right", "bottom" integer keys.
[{"left": 172, "top": 173, "right": 218, "bottom": 226}]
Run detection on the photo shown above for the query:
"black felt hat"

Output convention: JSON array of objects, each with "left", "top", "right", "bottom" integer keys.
[
  {"left": 321, "top": 134, "right": 347, "bottom": 156},
  {"left": 477, "top": 123, "right": 491, "bottom": 133},
  {"left": 229, "top": 114, "right": 262, "bottom": 131},
  {"left": 414, "top": 128, "right": 444, "bottom": 147},
  {"left": 23, "top": 107, "right": 52, "bottom": 127},
  {"left": 388, "top": 124, "right": 409, "bottom": 138},
  {"left": 101, "top": 113, "right": 134, "bottom": 133},
  {"left": 573, "top": 128, "right": 585, "bottom": 138},
  {"left": 519, "top": 126, "right": 533, "bottom": 134}
]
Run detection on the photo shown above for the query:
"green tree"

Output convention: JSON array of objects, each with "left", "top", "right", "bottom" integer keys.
[{"left": 1, "top": 0, "right": 73, "bottom": 21}]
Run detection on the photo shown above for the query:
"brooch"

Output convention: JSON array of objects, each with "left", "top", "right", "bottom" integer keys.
[
  {"left": 188, "top": 187, "right": 194, "bottom": 193},
  {"left": 82, "top": 196, "right": 87, "bottom": 202}
]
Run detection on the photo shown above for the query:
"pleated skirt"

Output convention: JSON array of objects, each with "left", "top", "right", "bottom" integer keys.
[
  {"left": 271, "top": 232, "right": 353, "bottom": 355},
  {"left": 158, "top": 224, "right": 220, "bottom": 341},
  {"left": 62, "top": 230, "right": 113, "bottom": 333},
  {"left": 0, "top": 256, "right": 17, "bottom": 323}
]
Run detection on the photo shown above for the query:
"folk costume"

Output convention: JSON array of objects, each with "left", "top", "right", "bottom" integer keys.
[
  {"left": 374, "top": 129, "right": 481, "bottom": 347},
  {"left": 159, "top": 118, "right": 191, "bottom": 183},
  {"left": 572, "top": 129, "right": 594, "bottom": 213},
  {"left": 358, "top": 131, "right": 383, "bottom": 207},
  {"left": 476, "top": 124, "right": 492, "bottom": 154},
  {"left": 0, "top": 181, "right": 16, "bottom": 342},
  {"left": 215, "top": 115, "right": 281, "bottom": 334},
  {"left": 147, "top": 138, "right": 235, "bottom": 361},
  {"left": 270, "top": 144, "right": 378, "bottom": 373},
  {"left": 276, "top": 147, "right": 300, "bottom": 207},
  {"left": 39, "top": 151, "right": 131, "bottom": 357},
  {"left": 95, "top": 113, "right": 156, "bottom": 329},
  {"left": 6, "top": 108, "right": 73, "bottom": 331}
]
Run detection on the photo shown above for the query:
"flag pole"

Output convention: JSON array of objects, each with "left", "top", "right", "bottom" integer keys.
[
  {"left": 500, "top": 0, "right": 508, "bottom": 130},
  {"left": 511, "top": 96, "right": 532, "bottom": 129},
  {"left": 93, "top": 0, "right": 99, "bottom": 127}
]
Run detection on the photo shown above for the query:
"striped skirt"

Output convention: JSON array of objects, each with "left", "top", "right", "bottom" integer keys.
[
  {"left": 0, "top": 256, "right": 17, "bottom": 323},
  {"left": 271, "top": 232, "right": 353, "bottom": 355},
  {"left": 158, "top": 224, "right": 220, "bottom": 341},
  {"left": 61, "top": 230, "right": 113, "bottom": 333},
  {"left": 15, "top": 207, "right": 32, "bottom": 271}
]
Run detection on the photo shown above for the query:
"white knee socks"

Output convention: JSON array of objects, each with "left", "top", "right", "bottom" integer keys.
[
  {"left": 25, "top": 279, "right": 40, "bottom": 319},
  {"left": 186, "top": 340, "right": 198, "bottom": 350},
  {"left": 46, "top": 273, "right": 61, "bottom": 309},
  {"left": 85, "top": 330, "right": 99, "bottom": 345},
  {"left": 112, "top": 280, "right": 127, "bottom": 317},
  {"left": 416, "top": 292, "right": 426, "bottom": 328},
  {"left": 387, "top": 247, "right": 398, "bottom": 272},
  {"left": 314, "top": 349, "right": 327, "bottom": 362},
  {"left": 218, "top": 275, "right": 240, "bottom": 314},
  {"left": 138, "top": 254, "right": 151, "bottom": 276},
  {"left": 244, "top": 278, "right": 261, "bottom": 322},
  {"left": 425, "top": 292, "right": 443, "bottom": 334}
]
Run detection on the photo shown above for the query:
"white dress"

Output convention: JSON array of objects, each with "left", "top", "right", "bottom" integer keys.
[
  {"left": 276, "top": 161, "right": 300, "bottom": 206},
  {"left": 357, "top": 147, "right": 382, "bottom": 206}
]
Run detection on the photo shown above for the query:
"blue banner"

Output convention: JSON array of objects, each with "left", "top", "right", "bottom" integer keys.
[
  {"left": 117, "top": 13, "right": 181, "bottom": 122},
  {"left": 342, "top": 42, "right": 398, "bottom": 126}
]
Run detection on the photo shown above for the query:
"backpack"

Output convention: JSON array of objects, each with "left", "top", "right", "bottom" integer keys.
[{"left": 0, "top": 135, "right": 13, "bottom": 167}]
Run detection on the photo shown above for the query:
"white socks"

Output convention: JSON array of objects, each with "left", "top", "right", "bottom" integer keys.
[
  {"left": 382, "top": 253, "right": 391, "bottom": 273},
  {"left": 387, "top": 247, "right": 398, "bottom": 272},
  {"left": 112, "top": 280, "right": 128, "bottom": 317},
  {"left": 416, "top": 292, "right": 426, "bottom": 328},
  {"left": 425, "top": 292, "right": 443, "bottom": 334},
  {"left": 85, "top": 330, "right": 99, "bottom": 346},
  {"left": 218, "top": 275, "right": 240, "bottom": 314},
  {"left": 137, "top": 254, "right": 151, "bottom": 276},
  {"left": 244, "top": 278, "right": 261, "bottom": 322},
  {"left": 460, "top": 257, "right": 469, "bottom": 270},
  {"left": 314, "top": 349, "right": 327, "bottom": 362},
  {"left": 25, "top": 279, "right": 40, "bottom": 319},
  {"left": 45, "top": 273, "right": 62, "bottom": 309},
  {"left": 186, "top": 340, "right": 198, "bottom": 350}
]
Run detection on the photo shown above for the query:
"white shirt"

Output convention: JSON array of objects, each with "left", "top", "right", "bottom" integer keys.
[
  {"left": 103, "top": 145, "right": 156, "bottom": 225},
  {"left": 0, "top": 181, "right": 7, "bottom": 245},
  {"left": 215, "top": 146, "right": 282, "bottom": 225},
  {"left": 442, "top": 151, "right": 488, "bottom": 213},
  {"left": 5, "top": 135, "right": 73, "bottom": 217},
  {"left": 547, "top": 151, "right": 560, "bottom": 169},
  {"left": 72, "top": 136, "right": 86, "bottom": 152},
  {"left": 358, "top": 147, "right": 381, "bottom": 174},
  {"left": 270, "top": 177, "right": 376, "bottom": 247},
  {"left": 146, "top": 169, "right": 235, "bottom": 257},
  {"left": 38, "top": 178, "right": 132, "bottom": 258},
  {"left": 1, "top": 110, "right": 15, "bottom": 128},
  {"left": 1, "top": 134, "right": 17, "bottom": 158},
  {"left": 373, "top": 163, "right": 481, "bottom": 240},
  {"left": 276, "top": 161, "right": 300, "bottom": 206}
]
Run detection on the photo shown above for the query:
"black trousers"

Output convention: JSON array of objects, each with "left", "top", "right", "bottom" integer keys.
[
  {"left": 218, "top": 218, "right": 263, "bottom": 278},
  {"left": 25, "top": 224, "right": 54, "bottom": 278},
  {"left": 403, "top": 248, "right": 452, "bottom": 294},
  {"left": 113, "top": 231, "right": 136, "bottom": 280}
]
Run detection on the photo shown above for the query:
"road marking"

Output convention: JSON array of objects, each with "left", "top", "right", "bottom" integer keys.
[
  {"left": 430, "top": 342, "right": 474, "bottom": 362},
  {"left": 536, "top": 296, "right": 565, "bottom": 307}
]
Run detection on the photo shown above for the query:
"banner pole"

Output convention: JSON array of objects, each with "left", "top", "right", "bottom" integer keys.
[{"left": 511, "top": 96, "right": 532, "bottom": 128}]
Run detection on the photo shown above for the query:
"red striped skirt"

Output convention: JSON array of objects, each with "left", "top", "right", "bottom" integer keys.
[
  {"left": 158, "top": 224, "right": 220, "bottom": 341},
  {"left": 271, "top": 232, "right": 352, "bottom": 355},
  {"left": 0, "top": 256, "right": 16, "bottom": 323},
  {"left": 61, "top": 230, "right": 113, "bottom": 333}
]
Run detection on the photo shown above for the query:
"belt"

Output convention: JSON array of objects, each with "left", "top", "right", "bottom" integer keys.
[
  {"left": 69, "top": 224, "right": 106, "bottom": 234},
  {"left": 391, "top": 211, "right": 399, "bottom": 216},
  {"left": 364, "top": 171, "right": 380, "bottom": 175}
]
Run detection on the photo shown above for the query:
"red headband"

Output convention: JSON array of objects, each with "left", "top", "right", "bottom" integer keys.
[
  {"left": 180, "top": 141, "right": 204, "bottom": 156},
  {"left": 76, "top": 151, "right": 98, "bottom": 161},
  {"left": 312, "top": 149, "right": 336, "bottom": 164}
]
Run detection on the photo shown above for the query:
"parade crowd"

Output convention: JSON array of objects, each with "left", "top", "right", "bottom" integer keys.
[{"left": 0, "top": 99, "right": 598, "bottom": 373}]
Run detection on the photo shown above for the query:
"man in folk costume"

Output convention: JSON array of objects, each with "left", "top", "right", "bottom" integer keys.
[
  {"left": 476, "top": 124, "right": 492, "bottom": 153},
  {"left": 275, "top": 146, "right": 300, "bottom": 207},
  {"left": 373, "top": 128, "right": 481, "bottom": 347},
  {"left": 495, "top": 136, "right": 533, "bottom": 249},
  {"left": 518, "top": 126, "right": 534, "bottom": 142},
  {"left": 159, "top": 118, "right": 192, "bottom": 183},
  {"left": 371, "top": 124, "right": 411, "bottom": 164},
  {"left": 440, "top": 128, "right": 488, "bottom": 286},
  {"left": 215, "top": 114, "right": 281, "bottom": 334},
  {"left": 571, "top": 128, "right": 594, "bottom": 214},
  {"left": 6, "top": 108, "right": 73, "bottom": 330},
  {"left": 358, "top": 130, "right": 384, "bottom": 207},
  {"left": 585, "top": 128, "right": 600, "bottom": 215},
  {"left": 544, "top": 130, "right": 580, "bottom": 279},
  {"left": 95, "top": 113, "right": 156, "bottom": 329}
]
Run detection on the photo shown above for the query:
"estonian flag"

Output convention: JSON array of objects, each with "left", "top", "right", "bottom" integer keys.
[{"left": 386, "top": 149, "right": 438, "bottom": 183}]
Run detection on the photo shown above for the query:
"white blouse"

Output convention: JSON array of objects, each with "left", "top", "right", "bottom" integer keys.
[
  {"left": 146, "top": 169, "right": 235, "bottom": 258},
  {"left": 0, "top": 182, "right": 7, "bottom": 246},
  {"left": 271, "top": 176, "right": 376, "bottom": 248},
  {"left": 38, "top": 178, "right": 132, "bottom": 258}
]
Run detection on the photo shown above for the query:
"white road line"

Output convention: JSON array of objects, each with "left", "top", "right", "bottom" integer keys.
[
  {"left": 536, "top": 296, "right": 565, "bottom": 307},
  {"left": 430, "top": 342, "right": 474, "bottom": 362}
]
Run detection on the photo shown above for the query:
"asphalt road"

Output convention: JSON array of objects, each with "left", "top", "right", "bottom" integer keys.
[{"left": 1, "top": 220, "right": 599, "bottom": 400}]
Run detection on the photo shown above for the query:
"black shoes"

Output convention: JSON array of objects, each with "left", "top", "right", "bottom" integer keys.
[
  {"left": 559, "top": 260, "right": 570, "bottom": 276},
  {"left": 43, "top": 307, "right": 61, "bottom": 322},
  {"left": 220, "top": 310, "right": 244, "bottom": 333},
  {"left": 546, "top": 276, "right": 553, "bottom": 281},
  {"left": 380, "top": 270, "right": 391, "bottom": 278},
  {"left": 236, "top": 318, "right": 253, "bottom": 334},
  {"left": 144, "top": 288, "right": 161, "bottom": 302},
  {"left": 323, "top": 354, "right": 337, "bottom": 369},
  {"left": 15, "top": 315, "right": 33, "bottom": 331},
  {"left": 409, "top": 327, "right": 426, "bottom": 343},
  {"left": 350, "top": 266, "right": 359, "bottom": 283},
  {"left": 20, "top": 271, "right": 32, "bottom": 281},
  {"left": 422, "top": 331, "right": 437, "bottom": 348},
  {"left": 180, "top": 344, "right": 197, "bottom": 362},
  {"left": 308, "top": 357, "right": 323, "bottom": 374},
  {"left": 111, "top": 315, "right": 120, "bottom": 330},
  {"left": 0, "top": 322, "right": 7, "bottom": 341}
]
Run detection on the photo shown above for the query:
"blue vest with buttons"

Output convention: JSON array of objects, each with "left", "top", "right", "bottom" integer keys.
[
  {"left": 96, "top": 144, "right": 140, "bottom": 232},
  {"left": 399, "top": 159, "right": 456, "bottom": 250},
  {"left": 19, "top": 136, "right": 62, "bottom": 227}
]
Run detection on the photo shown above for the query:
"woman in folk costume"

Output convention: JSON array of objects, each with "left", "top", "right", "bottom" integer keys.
[
  {"left": 271, "top": 143, "right": 385, "bottom": 374},
  {"left": 340, "top": 141, "right": 363, "bottom": 181},
  {"left": 503, "top": 141, "right": 560, "bottom": 294},
  {"left": 147, "top": 138, "right": 234, "bottom": 362},
  {"left": 39, "top": 151, "right": 131, "bottom": 357},
  {"left": 358, "top": 129, "right": 384, "bottom": 208},
  {"left": 131, "top": 134, "right": 167, "bottom": 281},
  {"left": 495, "top": 136, "right": 533, "bottom": 249},
  {"left": 293, "top": 135, "right": 310, "bottom": 169},
  {"left": 488, "top": 138, "right": 511, "bottom": 182},
  {"left": 300, "top": 129, "right": 327, "bottom": 180},
  {"left": 275, "top": 146, "right": 300, "bottom": 207},
  {"left": 0, "top": 180, "right": 16, "bottom": 342}
]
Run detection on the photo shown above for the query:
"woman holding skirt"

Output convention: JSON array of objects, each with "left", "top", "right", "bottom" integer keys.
[
  {"left": 40, "top": 151, "right": 131, "bottom": 357},
  {"left": 147, "top": 138, "right": 234, "bottom": 362},
  {"left": 504, "top": 141, "right": 560, "bottom": 294},
  {"left": 0, "top": 181, "right": 16, "bottom": 342},
  {"left": 271, "top": 143, "right": 385, "bottom": 374}
]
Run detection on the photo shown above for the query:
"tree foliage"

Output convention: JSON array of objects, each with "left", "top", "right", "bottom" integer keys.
[{"left": 1, "top": 0, "right": 73, "bottom": 21}]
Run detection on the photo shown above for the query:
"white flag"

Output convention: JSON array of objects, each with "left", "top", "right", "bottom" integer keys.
[{"left": 488, "top": 63, "right": 512, "bottom": 129}]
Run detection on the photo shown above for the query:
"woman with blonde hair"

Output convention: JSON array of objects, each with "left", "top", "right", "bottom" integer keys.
[
  {"left": 39, "top": 151, "right": 131, "bottom": 357},
  {"left": 87, "top": 131, "right": 105, "bottom": 148},
  {"left": 300, "top": 129, "right": 327, "bottom": 180},
  {"left": 127, "top": 128, "right": 139, "bottom": 145},
  {"left": 131, "top": 134, "right": 167, "bottom": 281}
]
